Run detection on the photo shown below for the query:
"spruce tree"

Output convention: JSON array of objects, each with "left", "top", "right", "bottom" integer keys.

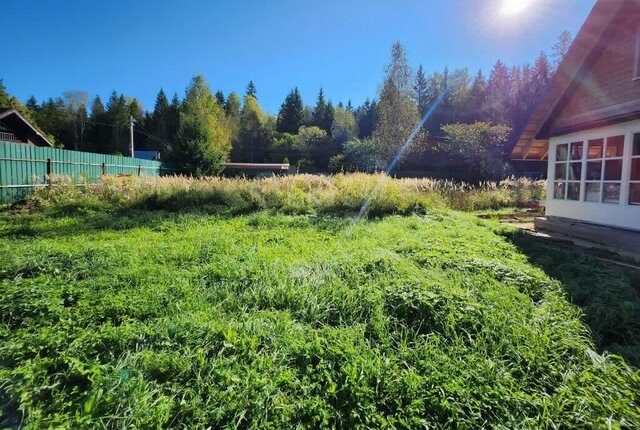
[
  {"left": 246, "top": 81, "right": 257, "bottom": 99},
  {"left": 414, "top": 64, "right": 429, "bottom": 117},
  {"left": 311, "top": 88, "right": 327, "bottom": 131},
  {"left": 276, "top": 87, "right": 304, "bottom": 134},
  {"left": 215, "top": 90, "right": 225, "bottom": 106}
]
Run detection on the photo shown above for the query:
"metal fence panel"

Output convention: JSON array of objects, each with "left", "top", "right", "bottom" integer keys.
[{"left": 0, "top": 140, "right": 168, "bottom": 204}]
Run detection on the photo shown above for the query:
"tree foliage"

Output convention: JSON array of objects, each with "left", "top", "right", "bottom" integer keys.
[{"left": 173, "top": 75, "right": 230, "bottom": 175}]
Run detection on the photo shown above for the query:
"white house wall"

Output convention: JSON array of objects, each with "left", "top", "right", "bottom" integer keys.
[{"left": 547, "top": 119, "right": 640, "bottom": 231}]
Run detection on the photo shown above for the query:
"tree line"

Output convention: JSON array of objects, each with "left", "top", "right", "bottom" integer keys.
[{"left": 1, "top": 31, "right": 571, "bottom": 179}]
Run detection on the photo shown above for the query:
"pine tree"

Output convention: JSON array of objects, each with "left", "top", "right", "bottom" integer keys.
[
  {"left": 533, "top": 51, "right": 552, "bottom": 96},
  {"left": 174, "top": 75, "right": 231, "bottom": 175},
  {"left": 215, "top": 90, "right": 225, "bottom": 106},
  {"left": 414, "top": 64, "right": 429, "bottom": 117},
  {"left": 552, "top": 31, "right": 572, "bottom": 70},
  {"left": 26, "top": 96, "right": 39, "bottom": 113},
  {"left": 276, "top": 87, "right": 304, "bottom": 134},
  {"left": 246, "top": 81, "right": 257, "bottom": 99},
  {"left": 484, "top": 60, "right": 512, "bottom": 125},
  {"left": 323, "top": 101, "right": 335, "bottom": 136},
  {"left": 355, "top": 99, "right": 378, "bottom": 139},
  {"left": 346, "top": 100, "right": 353, "bottom": 112},
  {"left": 86, "top": 96, "right": 108, "bottom": 152},
  {"left": 465, "top": 70, "right": 487, "bottom": 123},
  {"left": 311, "top": 88, "right": 327, "bottom": 131}
]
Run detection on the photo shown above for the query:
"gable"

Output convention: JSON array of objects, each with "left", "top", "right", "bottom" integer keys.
[
  {"left": 545, "top": 1, "right": 640, "bottom": 137},
  {"left": 510, "top": 0, "right": 627, "bottom": 160}
]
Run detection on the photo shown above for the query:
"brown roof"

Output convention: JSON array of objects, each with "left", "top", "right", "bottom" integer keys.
[
  {"left": 0, "top": 108, "right": 54, "bottom": 147},
  {"left": 224, "top": 163, "right": 290, "bottom": 170},
  {"left": 509, "top": 0, "right": 626, "bottom": 160}
]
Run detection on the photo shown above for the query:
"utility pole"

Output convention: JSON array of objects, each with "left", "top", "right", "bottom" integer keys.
[{"left": 129, "top": 115, "right": 135, "bottom": 157}]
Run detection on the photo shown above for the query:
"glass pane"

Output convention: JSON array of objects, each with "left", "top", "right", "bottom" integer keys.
[
  {"left": 568, "top": 162, "right": 582, "bottom": 180},
  {"left": 586, "top": 161, "right": 602, "bottom": 180},
  {"left": 585, "top": 183, "right": 601, "bottom": 202},
  {"left": 567, "top": 183, "right": 581, "bottom": 201},
  {"left": 604, "top": 159, "right": 623, "bottom": 180},
  {"left": 603, "top": 183, "right": 620, "bottom": 204},
  {"left": 570, "top": 142, "right": 583, "bottom": 160},
  {"left": 630, "top": 183, "right": 640, "bottom": 205},
  {"left": 588, "top": 138, "right": 603, "bottom": 159},
  {"left": 554, "top": 163, "right": 566, "bottom": 180},
  {"left": 634, "top": 133, "right": 640, "bottom": 156},
  {"left": 556, "top": 144, "right": 568, "bottom": 161},
  {"left": 553, "top": 182, "right": 566, "bottom": 199},
  {"left": 605, "top": 135, "right": 624, "bottom": 158},
  {"left": 631, "top": 159, "right": 640, "bottom": 181}
]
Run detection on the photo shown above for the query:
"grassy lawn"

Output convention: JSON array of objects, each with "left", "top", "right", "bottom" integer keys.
[{"left": 0, "top": 176, "right": 638, "bottom": 428}]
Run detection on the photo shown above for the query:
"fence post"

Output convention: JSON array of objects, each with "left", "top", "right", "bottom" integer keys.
[
  {"left": 138, "top": 165, "right": 141, "bottom": 176},
  {"left": 46, "top": 159, "right": 52, "bottom": 185},
  {"left": 101, "top": 162, "right": 106, "bottom": 176}
]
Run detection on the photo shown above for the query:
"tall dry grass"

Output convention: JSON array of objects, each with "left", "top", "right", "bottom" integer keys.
[{"left": 32, "top": 173, "right": 545, "bottom": 215}]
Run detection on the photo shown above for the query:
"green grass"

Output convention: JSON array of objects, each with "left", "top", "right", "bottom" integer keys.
[{"left": 1, "top": 199, "right": 638, "bottom": 429}]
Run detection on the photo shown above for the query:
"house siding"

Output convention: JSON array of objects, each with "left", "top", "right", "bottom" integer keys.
[{"left": 548, "top": 1, "right": 640, "bottom": 135}]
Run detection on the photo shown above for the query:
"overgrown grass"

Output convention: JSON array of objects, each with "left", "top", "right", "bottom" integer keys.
[
  {"left": 0, "top": 195, "right": 638, "bottom": 428},
  {"left": 26, "top": 173, "right": 545, "bottom": 215}
]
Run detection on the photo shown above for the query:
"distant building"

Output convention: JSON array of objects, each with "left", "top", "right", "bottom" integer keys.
[
  {"left": 0, "top": 108, "right": 53, "bottom": 147},
  {"left": 510, "top": 0, "right": 640, "bottom": 238},
  {"left": 134, "top": 150, "right": 161, "bottom": 161}
]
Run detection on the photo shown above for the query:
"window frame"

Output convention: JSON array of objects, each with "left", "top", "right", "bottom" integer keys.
[
  {"left": 551, "top": 135, "right": 625, "bottom": 204},
  {"left": 630, "top": 133, "right": 640, "bottom": 205}
]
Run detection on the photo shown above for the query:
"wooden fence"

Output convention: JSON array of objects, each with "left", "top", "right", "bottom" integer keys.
[{"left": 0, "top": 140, "right": 171, "bottom": 203}]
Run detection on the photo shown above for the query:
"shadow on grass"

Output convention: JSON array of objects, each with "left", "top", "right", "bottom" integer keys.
[{"left": 501, "top": 229, "right": 640, "bottom": 367}]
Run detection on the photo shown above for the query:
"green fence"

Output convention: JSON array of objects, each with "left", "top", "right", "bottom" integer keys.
[{"left": 0, "top": 140, "right": 171, "bottom": 203}]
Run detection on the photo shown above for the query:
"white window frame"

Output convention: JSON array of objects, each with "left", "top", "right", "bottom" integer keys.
[{"left": 630, "top": 133, "right": 640, "bottom": 205}]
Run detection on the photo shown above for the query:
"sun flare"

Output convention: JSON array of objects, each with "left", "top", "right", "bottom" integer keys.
[{"left": 500, "top": 0, "right": 535, "bottom": 16}]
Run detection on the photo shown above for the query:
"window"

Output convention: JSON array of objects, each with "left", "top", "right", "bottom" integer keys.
[
  {"left": 553, "top": 141, "right": 583, "bottom": 200},
  {"left": 583, "top": 136, "right": 624, "bottom": 203},
  {"left": 554, "top": 135, "right": 626, "bottom": 204},
  {"left": 630, "top": 133, "right": 640, "bottom": 205}
]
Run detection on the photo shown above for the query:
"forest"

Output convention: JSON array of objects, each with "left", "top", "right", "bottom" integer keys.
[{"left": 1, "top": 32, "right": 571, "bottom": 180}]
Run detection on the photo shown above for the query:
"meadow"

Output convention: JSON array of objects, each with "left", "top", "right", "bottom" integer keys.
[{"left": 1, "top": 174, "right": 638, "bottom": 429}]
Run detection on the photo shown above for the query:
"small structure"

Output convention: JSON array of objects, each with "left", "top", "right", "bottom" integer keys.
[
  {"left": 134, "top": 150, "right": 161, "bottom": 161},
  {"left": 510, "top": 0, "right": 640, "bottom": 244},
  {"left": 223, "top": 162, "right": 290, "bottom": 178},
  {"left": 0, "top": 108, "right": 53, "bottom": 147}
]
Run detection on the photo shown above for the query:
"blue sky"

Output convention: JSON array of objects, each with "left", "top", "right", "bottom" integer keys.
[{"left": 4, "top": 0, "right": 595, "bottom": 114}]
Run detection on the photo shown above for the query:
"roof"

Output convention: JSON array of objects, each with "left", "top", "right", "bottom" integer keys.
[
  {"left": 224, "top": 163, "right": 290, "bottom": 170},
  {"left": 509, "top": 0, "right": 626, "bottom": 160},
  {"left": 134, "top": 150, "right": 161, "bottom": 160},
  {"left": 0, "top": 108, "right": 54, "bottom": 147}
]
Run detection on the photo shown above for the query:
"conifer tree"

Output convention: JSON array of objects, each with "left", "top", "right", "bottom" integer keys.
[
  {"left": 276, "top": 87, "right": 304, "bottom": 134},
  {"left": 174, "top": 75, "right": 230, "bottom": 175},
  {"left": 246, "top": 81, "right": 257, "bottom": 99}
]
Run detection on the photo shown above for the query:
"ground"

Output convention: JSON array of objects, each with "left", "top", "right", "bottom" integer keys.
[{"left": 0, "top": 203, "right": 639, "bottom": 428}]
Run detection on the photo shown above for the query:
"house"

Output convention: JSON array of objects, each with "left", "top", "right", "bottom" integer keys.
[
  {"left": 0, "top": 108, "right": 53, "bottom": 147},
  {"left": 510, "top": 0, "right": 640, "bottom": 242}
]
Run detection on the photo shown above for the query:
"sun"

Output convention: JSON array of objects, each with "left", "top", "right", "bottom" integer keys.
[{"left": 500, "top": 0, "right": 535, "bottom": 16}]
